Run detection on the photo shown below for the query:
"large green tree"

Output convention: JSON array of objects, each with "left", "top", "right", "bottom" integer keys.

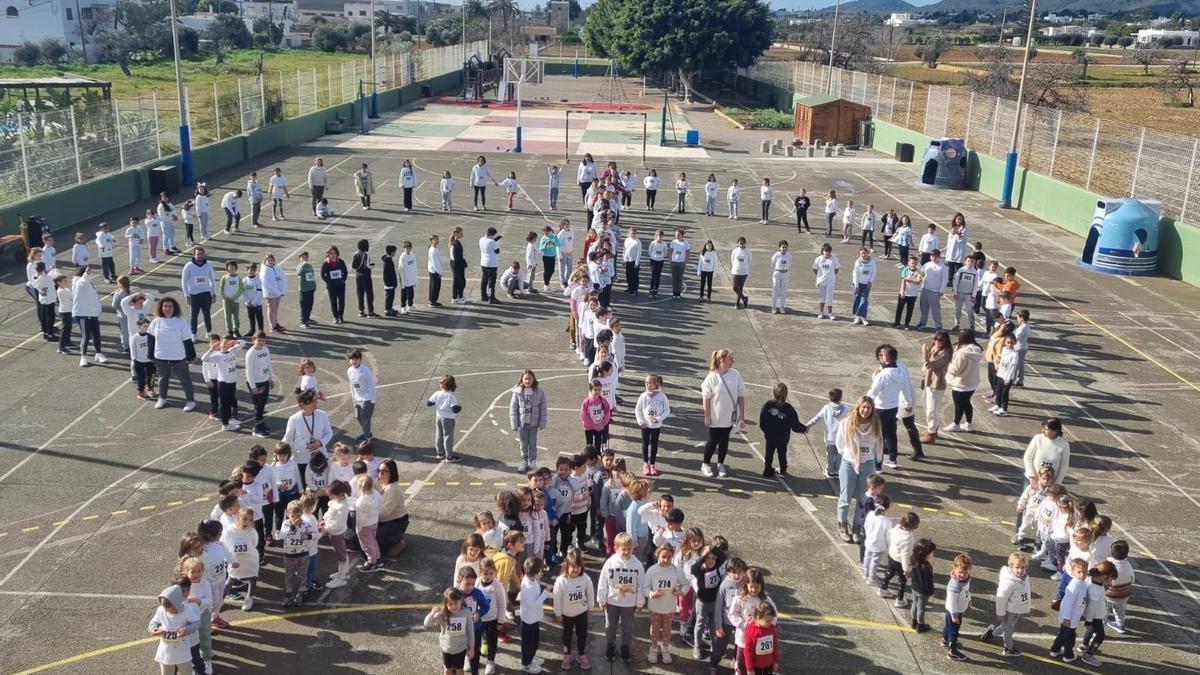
[{"left": 583, "top": 0, "right": 772, "bottom": 102}]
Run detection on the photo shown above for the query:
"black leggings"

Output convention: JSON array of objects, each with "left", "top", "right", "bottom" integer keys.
[
  {"left": 764, "top": 439, "right": 788, "bottom": 472},
  {"left": 246, "top": 305, "right": 264, "bottom": 334},
  {"left": 732, "top": 274, "right": 748, "bottom": 305},
  {"left": 641, "top": 427, "right": 661, "bottom": 464},
  {"left": 898, "top": 244, "right": 910, "bottom": 264},
  {"left": 650, "top": 260, "right": 664, "bottom": 292},
  {"left": 703, "top": 426, "right": 733, "bottom": 465},
  {"left": 646, "top": 189, "right": 657, "bottom": 209},
  {"left": 452, "top": 267, "right": 467, "bottom": 300},
  {"left": 881, "top": 559, "right": 907, "bottom": 600},
  {"left": 473, "top": 186, "right": 486, "bottom": 208},
  {"left": 585, "top": 426, "right": 609, "bottom": 449},
  {"left": 952, "top": 389, "right": 975, "bottom": 424},
  {"left": 326, "top": 284, "right": 345, "bottom": 320},
  {"left": 894, "top": 295, "right": 916, "bottom": 326},
  {"left": 400, "top": 286, "right": 414, "bottom": 308},
  {"left": 699, "top": 270, "right": 714, "bottom": 299},
  {"left": 543, "top": 255, "right": 556, "bottom": 285},
  {"left": 561, "top": 612, "right": 588, "bottom": 654},
  {"left": 76, "top": 316, "right": 101, "bottom": 355},
  {"left": 471, "top": 620, "right": 498, "bottom": 672},
  {"left": 796, "top": 209, "right": 810, "bottom": 232},
  {"left": 355, "top": 276, "right": 374, "bottom": 313}
]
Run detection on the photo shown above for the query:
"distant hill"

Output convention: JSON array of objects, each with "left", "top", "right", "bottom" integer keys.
[
  {"left": 823, "top": 0, "right": 917, "bottom": 14},
  {"left": 917, "top": 0, "right": 1200, "bottom": 13}
]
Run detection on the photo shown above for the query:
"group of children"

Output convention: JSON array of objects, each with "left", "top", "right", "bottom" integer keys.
[{"left": 430, "top": 447, "right": 782, "bottom": 675}]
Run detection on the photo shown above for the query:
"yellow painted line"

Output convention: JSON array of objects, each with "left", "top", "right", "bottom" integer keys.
[
  {"left": 855, "top": 171, "right": 1200, "bottom": 395},
  {"left": 424, "top": 482, "right": 436, "bottom": 487},
  {"left": 0, "top": 532, "right": 7, "bottom": 538},
  {"left": 752, "top": 490, "right": 767, "bottom": 495},
  {"left": 1001, "top": 520, "right": 1015, "bottom": 526},
  {"left": 193, "top": 497, "right": 209, "bottom": 503},
  {"left": 1169, "top": 559, "right": 1185, "bottom": 565},
  {"left": 705, "top": 488, "right": 718, "bottom": 492},
  {"left": 399, "top": 481, "right": 413, "bottom": 487},
  {"left": 728, "top": 488, "right": 744, "bottom": 493},
  {"left": 948, "top": 511, "right": 964, "bottom": 517},
  {"left": 52, "top": 520, "right": 69, "bottom": 526},
  {"left": 139, "top": 505, "right": 156, "bottom": 511},
  {"left": 0, "top": 333, "right": 40, "bottom": 360},
  {"left": 167, "top": 501, "right": 184, "bottom": 507},
  {"left": 895, "top": 502, "right": 912, "bottom": 508},
  {"left": 921, "top": 507, "right": 938, "bottom": 512},
  {"left": 493, "top": 482, "right": 509, "bottom": 487},
  {"left": 445, "top": 481, "right": 460, "bottom": 486},
  {"left": 111, "top": 510, "right": 128, "bottom": 515},
  {"left": 469, "top": 482, "right": 483, "bottom": 486},
  {"left": 974, "top": 516, "right": 990, "bottom": 521},
  {"left": 81, "top": 515, "right": 99, "bottom": 521},
  {"left": 822, "top": 494, "right": 837, "bottom": 500},
  {"left": 22, "top": 526, "right": 39, "bottom": 533}
]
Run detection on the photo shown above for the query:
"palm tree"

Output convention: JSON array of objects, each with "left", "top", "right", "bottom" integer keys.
[
  {"left": 464, "top": 0, "right": 487, "bottom": 21},
  {"left": 1072, "top": 48, "right": 1091, "bottom": 79},
  {"left": 488, "top": 0, "right": 517, "bottom": 47}
]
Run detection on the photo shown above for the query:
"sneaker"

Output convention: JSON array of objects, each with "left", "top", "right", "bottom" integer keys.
[
  {"left": 79, "top": 356, "right": 89, "bottom": 367},
  {"left": 182, "top": 401, "right": 196, "bottom": 412},
  {"left": 944, "top": 423, "right": 961, "bottom": 432},
  {"left": 877, "top": 588, "right": 895, "bottom": 598},
  {"left": 893, "top": 598, "right": 909, "bottom": 608},
  {"left": 325, "top": 575, "right": 347, "bottom": 588},
  {"left": 620, "top": 645, "right": 630, "bottom": 664},
  {"left": 1001, "top": 648, "right": 1022, "bottom": 657},
  {"left": 861, "top": 318, "right": 870, "bottom": 326},
  {"left": 446, "top": 455, "right": 462, "bottom": 463},
  {"left": 917, "top": 623, "right": 931, "bottom": 633},
  {"left": 604, "top": 644, "right": 616, "bottom": 663},
  {"left": 981, "top": 625, "right": 995, "bottom": 641},
  {"left": 1080, "top": 653, "right": 1100, "bottom": 667},
  {"left": 310, "top": 580, "right": 324, "bottom": 591},
  {"left": 1106, "top": 620, "right": 1126, "bottom": 633},
  {"left": 883, "top": 459, "right": 898, "bottom": 469},
  {"left": 947, "top": 648, "right": 967, "bottom": 661},
  {"left": 211, "top": 615, "right": 230, "bottom": 629},
  {"left": 222, "top": 421, "right": 241, "bottom": 432},
  {"left": 717, "top": 464, "right": 729, "bottom": 478},
  {"left": 962, "top": 422, "right": 974, "bottom": 432},
  {"left": 1050, "top": 573, "right": 1062, "bottom": 582},
  {"left": 837, "top": 521, "right": 852, "bottom": 543},
  {"left": 576, "top": 654, "right": 591, "bottom": 670},
  {"left": 242, "top": 596, "right": 254, "bottom": 611},
  {"left": 518, "top": 461, "right": 529, "bottom": 474},
  {"left": 359, "top": 561, "right": 381, "bottom": 573},
  {"left": 648, "top": 647, "right": 658, "bottom": 664},
  {"left": 155, "top": 398, "right": 168, "bottom": 409},
  {"left": 1050, "top": 648, "right": 1063, "bottom": 658},
  {"left": 252, "top": 428, "right": 270, "bottom": 438},
  {"left": 995, "top": 409, "right": 1008, "bottom": 416},
  {"left": 1063, "top": 653, "right": 1078, "bottom": 663},
  {"left": 486, "top": 663, "right": 498, "bottom": 675},
  {"left": 827, "top": 314, "right": 836, "bottom": 321},
  {"left": 701, "top": 463, "right": 714, "bottom": 477},
  {"left": 94, "top": 353, "right": 108, "bottom": 364},
  {"left": 523, "top": 664, "right": 543, "bottom": 674},
  {"left": 649, "top": 464, "right": 659, "bottom": 476}
]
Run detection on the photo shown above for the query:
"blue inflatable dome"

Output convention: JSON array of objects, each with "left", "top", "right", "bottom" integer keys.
[
  {"left": 918, "top": 138, "right": 969, "bottom": 189},
  {"left": 1078, "top": 198, "right": 1161, "bottom": 276}
]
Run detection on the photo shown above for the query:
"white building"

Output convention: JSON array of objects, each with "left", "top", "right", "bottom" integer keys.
[
  {"left": 1042, "top": 14, "right": 1073, "bottom": 25},
  {"left": 1136, "top": 28, "right": 1200, "bottom": 47},
  {"left": 885, "top": 12, "right": 913, "bottom": 27},
  {"left": 0, "top": 0, "right": 115, "bottom": 62},
  {"left": 1039, "top": 25, "right": 1100, "bottom": 39}
]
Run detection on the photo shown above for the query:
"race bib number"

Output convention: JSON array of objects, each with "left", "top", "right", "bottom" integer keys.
[
  {"left": 279, "top": 478, "right": 294, "bottom": 492},
  {"left": 284, "top": 536, "right": 305, "bottom": 555},
  {"left": 567, "top": 590, "right": 585, "bottom": 607},
  {"left": 233, "top": 543, "right": 250, "bottom": 556},
  {"left": 755, "top": 635, "right": 774, "bottom": 655},
  {"left": 447, "top": 618, "right": 465, "bottom": 636},
  {"left": 260, "top": 366, "right": 270, "bottom": 378},
  {"left": 197, "top": 276, "right": 210, "bottom": 287},
  {"left": 649, "top": 412, "right": 660, "bottom": 425},
  {"left": 704, "top": 570, "right": 720, "bottom": 588},
  {"left": 162, "top": 629, "right": 181, "bottom": 643},
  {"left": 212, "top": 561, "right": 228, "bottom": 577},
  {"left": 655, "top": 578, "right": 673, "bottom": 590},
  {"left": 1018, "top": 591, "right": 1029, "bottom": 603},
  {"left": 859, "top": 443, "right": 874, "bottom": 458},
  {"left": 304, "top": 271, "right": 314, "bottom": 283},
  {"left": 329, "top": 270, "right": 343, "bottom": 280},
  {"left": 616, "top": 574, "right": 635, "bottom": 594}
]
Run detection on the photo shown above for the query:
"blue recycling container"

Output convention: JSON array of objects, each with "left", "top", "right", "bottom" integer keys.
[{"left": 685, "top": 129, "right": 700, "bottom": 146}]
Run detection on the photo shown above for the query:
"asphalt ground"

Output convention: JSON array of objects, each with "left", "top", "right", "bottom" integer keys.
[{"left": 0, "top": 138, "right": 1198, "bottom": 674}]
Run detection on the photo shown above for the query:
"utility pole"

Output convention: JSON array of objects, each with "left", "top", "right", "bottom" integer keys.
[
  {"left": 999, "top": 0, "right": 1037, "bottom": 209},
  {"left": 168, "top": 0, "right": 193, "bottom": 185},
  {"left": 826, "top": 0, "right": 841, "bottom": 94}
]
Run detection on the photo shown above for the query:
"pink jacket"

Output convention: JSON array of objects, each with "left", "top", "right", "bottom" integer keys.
[{"left": 579, "top": 395, "right": 612, "bottom": 430}]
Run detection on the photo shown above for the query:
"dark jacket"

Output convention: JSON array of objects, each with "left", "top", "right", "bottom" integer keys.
[
  {"left": 689, "top": 548, "right": 728, "bottom": 603},
  {"left": 450, "top": 240, "right": 467, "bottom": 271},
  {"left": 911, "top": 559, "right": 935, "bottom": 596},
  {"left": 320, "top": 259, "right": 348, "bottom": 287},
  {"left": 351, "top": 251, "right": 371, "bottom": 278},
  {"left": 382, "top": 254, "right": 397, "bottom": 288},
  {"left": 793, "top": 195, "right": 811, "bottom": 211},
  {"left": 758, "top": 401, "right": 807, "bottom": 444}
]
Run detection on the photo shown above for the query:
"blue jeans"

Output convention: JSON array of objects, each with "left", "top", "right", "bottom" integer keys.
[
  {"left": 852, "top": 283, "right": 871, "bottom": 318},
  {"left": 837, "top": 456, "right": 874, "bottom": 525},
  {"left": 943, "top": 611, "right": 962, "bottom": 649}
]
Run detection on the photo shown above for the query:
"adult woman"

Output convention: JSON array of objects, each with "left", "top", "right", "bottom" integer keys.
[
  {"left": 157, "top": 192, "right": 179, "bottom": 255},
  {"left": 71, "top": 266, "right": 108, "bottom": 366},
  {"left": 944, "top": 329, "right": 983, "bottom": 432},
  {"left": 449, "top": 226, "right": 468, "bottom": 304},
  {"left": 375, "top": 459, "right": 411, "bottom": 558},
  {"left": 149, "top": 296, "right": 196, "bottom": 410},
  {"left": 262, "top": 253, "right": 288, "bottom": 333},
  {"left": 1022, "top": 418, "right": 1070, "bottom": 491},
  {"left": 984, "top": 321, "right": 1014, "bottom": 405},
  {"left": 399, "top": 159, "right": 416, "bottom": 212},
  {"left": 469, "top": 156, "right": 497, "bottom": 211},
  {"left": 920, "top": 330, "right": 953, "bottom": 444},
  {"left": 319, "top": 246, "right": 348, "bottom": 324},
  {"left": 576, "top": 152, "right": 597, "bottom": 199},
  {"left": 823, "top": 189, "right": 839, "bottom": 237},
  {"left": 354, "top": 163, "right": 375, "bottom": 210},
  {"left": 700, "top": 348, "right": 745, "bottom": 478},
  {"left": 835, "top": 396, "right": 883, "bottom": 542}
]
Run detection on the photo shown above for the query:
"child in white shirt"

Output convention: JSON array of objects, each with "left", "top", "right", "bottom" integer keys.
[
  {"left": 347, "top": 349, "right": 377, "bottom": 442},
  {"left": 727, "top": 179, "right": 740, "bottom": 219},
  {"left": 440, "top": 170, "right": 455, "bottom": 212},
  {"left": 125, "top": 218, "right": 146, "bottom": 274},
  {"left": 398, "top": 241, "right": 418, "bottom": 314},
  {"left": 862, "top": 497, "right": 892, "bottom": 583},
  {"left": 426, "top": 374, "right": 463, "bottom": 461},
  {"left": 807, "top": 388, "right": 848, "bottom": 477},
  {"left": 841, "top": 200, "right": 857, "bottom": 242},
  {"left": 759, "top": 178, "right": 774, "bottom": 224},
  {"left": 812, "top": 244, "right": 840, "bottom": 319},
  {"left": 703, "top": 174, "right": 719, "bottom": 216},
  {"left": 503, "top": 171, "right": 519, "bottom": 211},
  {"left": 770, "top": 241, "right": 793, "bottom": 314}
]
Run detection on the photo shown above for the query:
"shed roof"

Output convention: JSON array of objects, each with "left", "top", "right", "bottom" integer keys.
[{"left": 793, "top": 93, "right": 862, "bottom": 108}]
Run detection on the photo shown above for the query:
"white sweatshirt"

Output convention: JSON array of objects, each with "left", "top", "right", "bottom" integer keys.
[
  {"left": 244, "top": 346, "right": 273, "bottom": 386},
  {"left": 863, "top": 511, "right": 892, "bottom": 554},
  {"left": 644, "top": 562, "right": 688, "bottom": 614},
  {"left": 634, "top": 390, "right": 671, "bottom": 429},
  {"left": 553, "top": 573, "right": 596, "bottom": 618},
  {"left": 347, "top": 363, "right": 377, "bottom": 403},
  {"left": 994, "top": 566, "right": 1031, "bottom": 616},
  {"left": 597, "top": 554, "right": 646, "bottom": 608},
  {"left": 807, "top": 402, "right": 849, "bottom": 445}
]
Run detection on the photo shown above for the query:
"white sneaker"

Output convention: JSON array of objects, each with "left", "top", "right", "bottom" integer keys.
[
  {"left": 155, "top": 398, "right": 168, "bottom": 409},
  {"left": 717, "top": 463, "right": 729, "bottom": 478},
  {"left": 883, "top": 459, "right": 898, "bottom": 469},
  {"left": 701, "top": 463, "right": 714, "bottom": 477},
  {"left": 182, "top": 401, "right": 196, "bottom": 412},
  {"left": 325, "top": 575, "right": 347, "bottom": 588},
  {"left": 987, "top": 405, "right": 1000, "bottom": 413},
  {"left": 963, "top": 422, "right": 974, "bottom": 432},
  {"left": 816, "top": 313, "right": 826, "bottom": 319},
  {"left": 523, "top": 664, "right": 542, "bottom": 674},
  {"left": 827, "top": 314, "right": 836, "bottom": 321},
  {"left": 484, "top": 663, "right": 496, "bottom": 675},
  {"left": 994, "top": 409, "right": 1008, "bottom": 416},
  {"left": 242, "top": 596, "right": 254, "bottom": 611},
  {"left": 944, "top": 423, "right": 961, "bottom": 432},
  {"left": 79, "top": 356, "right": 89, "bottom": 367},
  {"left": 94, "top": 353, "right": 109, "bottom": 364},
  {"left": 222, "top": 422, "right": 240, "bottom": 432},
  {"left": 861, "top": 318, "right": 869, "bottom": 326},
  {"left": 533, "top": 657, "right": 545, "bottom": 666}
]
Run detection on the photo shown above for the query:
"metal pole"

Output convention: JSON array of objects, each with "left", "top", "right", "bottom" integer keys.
[
  {"left": 1086, "top": 117, "right": 1099, "bottom": 190},
  {"left": 642, "top": 113, "right": 647, "bottom": 167},
  {"left": 259, "top": 72, "right": 266, "bottom": 127},
  {"left": 999, "top": 0, "right": 1038, "bottom": 209},
  {"left": 826, "top": 0, "right": 841, "bottom": 94},
  {"left": 1131, "top": 126, "right": 1146, "bottom": 196},
  {"left": 514, "top": 60, "right": 525, "bottom": 152},
  {"left": 905, "top": 81, "right": 913, "bottom": 128},
  {"left": 279, "top": 70, "right": 285, "bottom": 117},
  {"left": 328, "top": 64, "right": 334, "bottom": 106},
  {"left": 69, "top": 105, "right": 83, "bottom": 183},
  {"left": 297, "top": 70, "right": 303, "bottom": 115},
  {"left": 990, "top": 97, "right": 1001, "bottom": 155},
  {"left": 168, "top": 0, "right": 193, "bottom": 184},
  {"left": 1048, "top": 108, "right": 1063, "bottom": 177},
  {"left": 965, "top": 92, "right": 975, "bottom": 142},
  {"left": 238, "top": 79, "right": 246, "bottom": 134},
  {"left": 113, "top": 99, "right": 125, "bottom": 171},
  {"left": 889, "top": 78, "right": 896, "bottom": 123},
  {"left": 369, "top": 0, "right": 379, "bottom": 118},
  {"left": 16, "top": 111, "right": 31, "bottom": 199},
  {"left": 214, "top": 81, "right": 221, "bottom": 140},
  {"left": 1183, "top": 139, "right": 1199, "bottom": 218},
  {"left": 564, "top": 110, "right": 570, "bottom": 162},
  {"left": 151, "top": 92, "right": 162, "bottom": 159},
  {"left": 312, "top": 67, "right": 318, "bottom": 109}
]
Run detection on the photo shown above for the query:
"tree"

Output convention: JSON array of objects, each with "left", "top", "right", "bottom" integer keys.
[
  {"left": 1159, "top": 58, "right": 1198, "bottom": 107},
  {"left": 1127, "top": 47, "right": 1159, "bottom": 75},
  {"left": 1103, "top": 36, "right": 1118, "bottom": 47},
  {"left": 1071, "top": 47, "right": 1091, "bottom": 79},
  {"left": 916, "top": 36, "right": 947, "bottom": 68},
  {"left": 584, "top": 0, "right": 772, "bottom": 102},
  {"left": 312, "top": 25, "right": 354, "bottom": 52},
  {"left": 38, "top": 37, "right": 68, "bottom": 64},
  {"left": 206, "top": 14, "right": 252, "bottom": 63},
  {"left": 488, "top": 0, "right": 518, "bottom": 46},
  {"left": 13, "top": 42, "right": 41, "bottom": 67},
  {"left": 967, "top": 46, "right": 1088, "bottom": 113},
  {"left": 800, "top": 14, "right": 886, "bottom": 74},
  {"left": 1117, "top": 36, "right": 1134, "bottom": 48},
  {"left": 375, "top": 10, "right": 416, "bottom": 36},
  {"left": 252, "top": 17, "right": 283, "bottom": 46}
]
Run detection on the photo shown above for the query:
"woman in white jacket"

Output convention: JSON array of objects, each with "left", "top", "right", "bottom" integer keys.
[
  {"left": 399, "top": 159, "right": 417, "bottom": 212},
  {"left": 261, "top": 253, "right": 289, "bottom": 334},
  {"left": 71, "top": 267, "right": 108, "bottom": 366},
  {"left": 149, "top": 297, "right": 196, "bottom": 410},
  {"left": 642, "top": 170, "right": 661, "bottom": 210}
]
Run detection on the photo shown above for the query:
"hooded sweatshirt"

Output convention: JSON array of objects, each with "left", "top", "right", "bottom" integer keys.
[
  {"left": 509, "top": 385, "right": 548, "bottom": 429},
  {"left": 946, "top": 343, "right": 984, "bottom": 391},
  {"left": 888, "top": 525, "right": 916, "bottom": 572},
  {"left": 424, "top": 605, "right": 474, "bottom": 655},
  {"left": 148, "top": 584, "right": 201, "bottom": 665},
  {"left": 995, "top": 565, "right": 1032, "bottom": 616},
  {"left": 181, "top": 258, "right": 216, "bottom": 296}
]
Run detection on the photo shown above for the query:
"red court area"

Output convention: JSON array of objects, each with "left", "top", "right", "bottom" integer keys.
[{"left": 427, "top": 96, "right": 653, "bottom": 113}]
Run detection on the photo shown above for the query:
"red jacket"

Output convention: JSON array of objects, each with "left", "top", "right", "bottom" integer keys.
[{"left": 742, "top": 620, "right": 781, "bottom": 671}]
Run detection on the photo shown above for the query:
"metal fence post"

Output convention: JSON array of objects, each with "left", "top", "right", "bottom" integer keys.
[
  {"left": 1183, "top": 139, "right": 1198, "bottom": 219},
  {"left": 16, "top": 111, "right": 31, "bottom": 199},
  {"left": 238, "top": 79, "right": 246, "bottom": 135},
  {"left": 990, "top": 97, "right": 1001, "bottom": 156},
  {"left": 1086, "top": 117, "right": 1099, "bottom": 190},
  {"left": 69, "top": 105, "right": 84, "bottom": 183},
  {"left": 327, "top": 64, "right": 334, "bottom": 107},
  {"left": 1131, "top": 127, "right": 1146, "bottom": 197},
  {"left": 965, "top": 92, "right": 974, "bottom": 143},
  {"left": 313, "top": 67, "right": 318, "bottom": 109},
  {"left": 259, "top": 74, "right": 266, "bottom": 127},
  {"left": 279, "top": 70, "right": 285, "bottom": 118},
  {"left": 906, "top": 81, "right": 913, "bottom": 128},
  {"left": 151, "top": 93, "right": 162, "bottom": 159},
  {"left": 1049, "top": 109, "right": 1063, "bottom": 178},
  {"left": 112, "top": 99, "right": 125, "bottom": 171},
  {"left": 297, "top": 70, "right": 303, "bottom": 114},
  {"left": 889, "top": 78, "right": 896, "bottom": 123},
  {"left": 214, "top": 81, "right": 221, "bottom": 141}
]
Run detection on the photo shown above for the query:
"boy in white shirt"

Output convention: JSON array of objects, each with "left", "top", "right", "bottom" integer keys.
[
  {"left": 398, "top": 241, "right": 418, "bottom": 315},
  {"left": 347, "top": 348, "right": 377, "bottom": 443},
  {"left": 726, "top": 179, "right": 740, "bottom": 219},
  {"left": 427, "top": 234, "right": 444, "bottom": 307},
  {"left": 125, "top": 217, "right": 145, "bottom": 274},
  {"left": 850, "top": 247, "right": 876, "bottom": 326},
  {"left": 951, "top": 255, "right": 980, "bottom": 332},
  {"left": 70, "top": 232, "right": 89, "bottom": 270},
  {"left": 597, "top": 532, "right": 646, "bottom": 665},
  {"left": 426, "top": 374, "right": 463, "bottom": 462},
  {"left": 95, "top": 222, "right": 117, "bottom": 282},
  {"left": 244, "top": 332, "right": 274, "bottom": 438},
  {"left": 917, "top": 250, "right": 947, "bottom": 330},
  {"left": 807, "top": 388, "right": 847, "bottom": 477},
  {"left": 812, "top": 243, "right": 840, "bottom": 319},
  {"left": 918, "top": 224, "right": 940, "bottom": 266},
  {"left": 622, "top": 228, "right": 641, "bottom": 296},
  {"left": 859, "top": 204, "right": 877, "bottom": 248},
  {"left": 667, "top": 229, "right": 691, "bottom": 299},
  {"left": 862, "top": 496, "right": 892, "bottom": 584},
  {"left": 840, "top": 200, "right": 857, "bottom": 242}
]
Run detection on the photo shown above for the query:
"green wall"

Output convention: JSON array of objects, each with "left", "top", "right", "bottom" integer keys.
[
  {"left": 871, "top": 119, "right": 1199, "bottom": 285},
  {"left": 0, "top": 71, "right": 463, "bottom": 238}
]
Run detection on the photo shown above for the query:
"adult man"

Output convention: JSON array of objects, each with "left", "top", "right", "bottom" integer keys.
[
  {"left": 220, "top": 189, "right": 242, "bottom": 233},
  {"left": 478, "top": 227, "right": 501, "bottom": 304},
  {"left": 181, "top": 247, "right": 216, "bottom": 335},
  {"left": 307, "top": 157, "right": 327, "bottom": 216},
  {"left": 866, "top": 345, "right": 915, "bottom": 469},
  {"left": 282, "top": 389, "right": 334, "bottom": 481}
]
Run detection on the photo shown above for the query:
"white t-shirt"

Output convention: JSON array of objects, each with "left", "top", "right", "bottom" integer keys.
[
  {"left": 269, "top": 175, "right": 288, "bottom": 199},
  {"left": 771, "top": 250, "right": 792, "bottom": 274},
  {"left": 812, "top": 254, "right": 840, "bottom": 286},
  {"left": 668, "top": 239, "right": 691, "bottom": 264},
  {"left": 730, "top": 246, "right": 752, "bottom": 275},
  {"left": 701, "top": 368, "right": 745, "bottom": 428}
]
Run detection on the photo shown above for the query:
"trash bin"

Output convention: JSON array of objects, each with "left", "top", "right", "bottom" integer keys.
[
  {"left": 149, "top": 165, "right": 180, "bottom": 197},
  {"left": 895, "top": 142, "right": 914, "bottom": 163},
  {"left": 685, "top": 129, "right": 700, "bottom": 146},
  {"left": 421, "top": 85, "right": 432, "bottom": 98}
]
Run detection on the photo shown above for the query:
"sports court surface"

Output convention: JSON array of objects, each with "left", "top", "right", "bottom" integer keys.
[{"left": 0, "top": 80, "right": 1199, "bottom": 674}]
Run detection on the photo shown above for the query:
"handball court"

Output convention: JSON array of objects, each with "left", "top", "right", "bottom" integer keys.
[{"left": 0, "top": 90, "right": 1198, "bottom": 674}]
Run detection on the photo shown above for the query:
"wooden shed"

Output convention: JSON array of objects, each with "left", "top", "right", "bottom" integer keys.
[{"left": 792, "top": 94, "right": 871, "bottom": 145}]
